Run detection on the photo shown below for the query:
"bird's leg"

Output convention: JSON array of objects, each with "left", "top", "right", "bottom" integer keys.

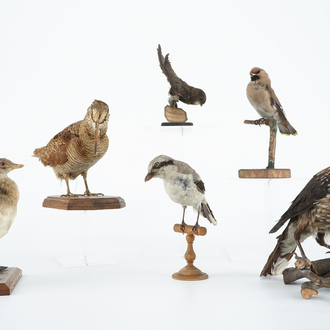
[
  {"left": 61, "top": 175, "right": 83, "bottom": 197},
  {"left": 180, "top": 206, "right": 187, "bottom": 233},
  {"left": 82, "top": 173, "right": 104, "bottom": 196},
  {"left": 296, "top": 240, "right": 318, "bottom": 275},
  {"left": 254, "top": 118, "right": 268, "bottom": 126},
  {"left": 192, "top": 211, "right": 201, "bottom": 233},
  {"left": 169, "top": 95, "right": 179, "bottom": 108}
]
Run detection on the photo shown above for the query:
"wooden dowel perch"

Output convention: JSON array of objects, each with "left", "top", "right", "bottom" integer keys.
[
  {"left": 172, "top": 224, "right": 208, "bottom": 281},
  {"left": 282, "top": 256, "right": 330, "bottom": 299},
  {"left": 244, "top": 118, "right": 277, "bottom": 169}
]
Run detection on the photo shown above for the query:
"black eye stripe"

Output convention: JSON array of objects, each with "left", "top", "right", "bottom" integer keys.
[{"left": 153, "top": 159, "right": 173, "bottom": 169}]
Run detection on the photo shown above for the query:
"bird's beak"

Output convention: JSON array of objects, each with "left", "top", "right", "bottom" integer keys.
[
  {"left": 94, "top": 119, "right": 99, "bottom": 155},
  {"left": 144, "top": 172, "right": 154, "bottom": 182},
  {"left": 11, "top": 164, "right": 24, "bottom": 169}
]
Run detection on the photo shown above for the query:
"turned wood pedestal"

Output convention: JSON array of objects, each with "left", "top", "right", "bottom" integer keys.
[
  {"left": 172, "top": 224, "right": 208, "bottom": 281},
  {"left": 0, "top": 267, "right": 22, "bottom": 295},
  {"left": 43, "top": 195, "right": 126, "bottom": 266}
]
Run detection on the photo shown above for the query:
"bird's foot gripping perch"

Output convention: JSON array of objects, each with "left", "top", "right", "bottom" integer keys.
[
  {"left": 84, "top": 191, "right": 104, "bottom": 197},
  {"left": 294, "top": 253, "right": 319, "bottom": 275}
]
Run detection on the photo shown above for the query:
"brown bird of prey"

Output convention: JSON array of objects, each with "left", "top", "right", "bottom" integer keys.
[
  {"left": 157, "top": 44, "right": 206, "bottom": 108},
  {"left": 145, "top": 155, "right": 216, "bottom": 231},
  {"left": 260, "top": 166, "right": 330, "bottom": 277},
  {"left": 33, "top": 100, "right": 109, "bottom": 197},
  {"left": 0, "top": 159, "right": 24, "bottom": 271},
  {"left": 246, "top": 67, "right": 297, "bottom": 136}
]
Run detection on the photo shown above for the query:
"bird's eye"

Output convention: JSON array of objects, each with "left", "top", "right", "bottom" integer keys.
[
  {"left": 0, "top": 162, "right": 5, "bottom": 166},
  {"left": 200, "top": 96, "right": 203, "bottom": 100},
  {"left": 154, "top": 162, "right": 160, "bottom": 168}
]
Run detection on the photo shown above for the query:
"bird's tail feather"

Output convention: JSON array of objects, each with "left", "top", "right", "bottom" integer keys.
[
  {"left": 33, "top": 147, "right": 45, "bottom": 158},
  {"left": 260, "top": 226, "right": 297, "bottom": 276},
  {"left": 201, "top": 202, "right": 217, "bottom": 226},
  {"left": 278, "top": 120, "right": 297, "bottom": 136},
  {"left": 157, "top": 44, "right": 178, "bottom": 81}
]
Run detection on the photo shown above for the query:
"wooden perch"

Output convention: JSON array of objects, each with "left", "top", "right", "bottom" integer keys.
[
  {"left": 172, "top": 224, "right": 208, "bottom": 281},
  {"left": 244, "top": 118, "right": 277, "bottom": 169},
  {"left": 282, "top": 256, "right": 330, "bottom": 299}
]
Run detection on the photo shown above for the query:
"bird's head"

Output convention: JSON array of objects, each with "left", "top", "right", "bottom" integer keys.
[
  {"left": 192, "top": 88, "right": 207, "bottom": 106},
  {"left": 144, "top": 155, "right": 174, "bottom": 182},
  {"left": 249, "top": 67, "right": 268, "bottom": 82},
  {"left": 87, "top": 100, "right": 110, "bottom": 155},
  {"left": 0, "top": 159, "right": 24, "bottom": 176}
]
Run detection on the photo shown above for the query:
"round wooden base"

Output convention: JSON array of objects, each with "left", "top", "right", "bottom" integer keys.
[
  {"left": 0, "top": 267, "right": 22, "bottom": 295},
  {"left": 172, "top": 265, "right": 208, "bottom": 281},
  {"left": 238, "top": 169, "right": 291, "bottom": 179}
]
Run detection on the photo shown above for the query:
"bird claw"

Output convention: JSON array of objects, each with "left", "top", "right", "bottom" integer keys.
[
  {"left": 84, "top": 192, "right": 104, "bottom": 197},
  {"left": 61, "top": 193, "right": 84, "bottom": 198},
  {"left": 180, "top": 223, "right": 186, "bottom": 233},
  {"left": 192, "top": 224, "right": 200, "bottom": 234}
]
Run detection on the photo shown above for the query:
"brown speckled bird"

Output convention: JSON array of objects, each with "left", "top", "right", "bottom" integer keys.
[
  {"left": 246, "top": 67, "right": 297, "bottom": 136},
  {"left": 33, "top": 100, "right": 109, "bottom": 197},
  {"left": 260, "top": 167, "right": 330, "bottom": 277},
  {"left": 0, "top": 159, "right": 23, "bottom": 271},
  {"left": 157, "top": 44, "right": 206, "bottom": 108}
]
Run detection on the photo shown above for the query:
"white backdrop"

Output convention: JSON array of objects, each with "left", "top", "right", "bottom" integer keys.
[{"left": 1, "top": 1, "right": 330, "bottom": 329}]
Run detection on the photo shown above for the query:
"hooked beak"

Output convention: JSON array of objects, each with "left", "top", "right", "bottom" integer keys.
[
  {"left": 144, "top": 172, "right": 154, "bottom": 182},
  {"left": 94, "top": 119, "right": 99, "bottom": 155}
]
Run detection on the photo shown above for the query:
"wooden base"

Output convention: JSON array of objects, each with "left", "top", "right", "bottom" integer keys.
[
  {"left": 42, "top": 195, "right": 126, "bottom": 210},
  {"left": 164, "top": 105, "right": 188, "bottom": 123},
  {"left": 172, "top": 266, "right": 208, "bottom": 281},
  {"left": 172, "top": 224, "right": 208, "bottom": 281},
  {"left": 0, "top": 267, "right": 22, "bottom": 295},
  {"left": 238, "top": 169, "right": 291, "bottom": 179}
]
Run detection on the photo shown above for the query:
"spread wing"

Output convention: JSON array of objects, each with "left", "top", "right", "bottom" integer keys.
[
  {"left": 34, "top": 121, "right": 82, "bottom": 167},
  {"left": 270, "top": 167, "right": 330, "bottom": 233},
  {"left": 157, "top": 44, "right": 191, "bottom": 101}
]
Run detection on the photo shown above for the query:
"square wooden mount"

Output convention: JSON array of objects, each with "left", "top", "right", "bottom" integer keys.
[
  {"left": 238, "top": 169, "right": 291, "bottom": 179},
  {"left": 0, "top": 267, "right": 22, "bottom": 295},
  {"left": 42, "top": 195, "right": 126, "bottom": 211}
]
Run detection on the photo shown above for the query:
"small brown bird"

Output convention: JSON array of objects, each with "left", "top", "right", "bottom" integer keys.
[
  {"left": 33, "top": 100, "right": 109, "bottom": 197},
  {"left": 0, "top": 159, "right": 23, "bottom": 271},
  {"left": 157, "top": 44, "right": 206, "bottom": 108},
  {"left": 260, "top": 166, "right": 330, "bottom": 277},
  {"left": 246, "top": 67, "right": 297, "bottom": 136}
]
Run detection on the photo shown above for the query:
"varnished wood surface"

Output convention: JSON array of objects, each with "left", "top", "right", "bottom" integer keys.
[
  {"left": 42, "top": 195, "right": 126, "bottom": 210},
  {"left": 173, "top": 224, "right": 207, "bottom": 236},
  {"left": 238, "top": 169, "right": 291, "bottom": 179},
  {"left": 0, "top": 267, "right": 22, "bottom": 295}
]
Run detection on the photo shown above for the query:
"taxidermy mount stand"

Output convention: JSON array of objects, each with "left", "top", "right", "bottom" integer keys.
[
  {"left": 238, "top": 118, "right": 291, "bottom": 179},
  {"left": 172, "top": 224, "right": 208, "bottom": 281},
  {"left": 161, "top": 97, "right": 193, "bottom": 127},
  {"left": 43, "top": 195, "right": 125, "bottom": 266},
  {"left": 0, "top": 267, "right": 22, "bottom": 296},
  {"left": 283, "top": 256, "right": 330, "bottom": 300}
]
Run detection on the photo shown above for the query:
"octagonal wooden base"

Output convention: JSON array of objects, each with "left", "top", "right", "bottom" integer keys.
[
  {"left": 0, "top": 267, "right": 22, "bottom": 295},
  {"left": 238, "top": 169, "right": 291, "bottom": 179},
  {"left": 42, "top": 195, "right": 126, "bottom": 210}
]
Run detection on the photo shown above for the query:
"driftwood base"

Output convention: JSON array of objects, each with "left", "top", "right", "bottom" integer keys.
[
  {"left": 0, "top": 267, "right": 22, "bottom": 295},
  {"left": 172, "top": 224, "right": 208, "bottom": 281},
  {"left": 283, "top": 256, "right": 330, "bottom": 299},
  {"left": 238, "top": 169, "right": 291, "bottom": 179}
]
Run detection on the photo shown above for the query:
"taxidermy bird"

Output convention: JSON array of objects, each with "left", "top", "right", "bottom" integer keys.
[
  {"left": 246, "top": 67, "right": 297, "bottom": 136},
  {"left": 145, "top": 155, "right": 217, "bottom": 230},
  {"left": 260, "top": 166, "right": 330, "bottom": 277},
  {"left": 33, "top": 100, "right": 109, "bottom": 197},
  {"left": 157, "top": 44, "right": 206, "bottom": 108},
  {"left": 0, "top": 159, "right": 24, "bottom": 271}
]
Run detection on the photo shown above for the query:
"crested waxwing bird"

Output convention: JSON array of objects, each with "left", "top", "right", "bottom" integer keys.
[
  {"left": 0, "top": 159, "right": 24, "bottom": 271},
  {"left": 157, "top": 44, "right": 206, "bottom": 108},
  {"left": 260, "top": 166, "right": 330, "bottom": 277},
  {"left": 246, "top": 67, "right": 297, "bottom": 136},
  {"left": 33, "top": 100, "right": 109, "bottom": 197},
  {"left": 145, "top": 155, "right": 217, "bottom": 231}
]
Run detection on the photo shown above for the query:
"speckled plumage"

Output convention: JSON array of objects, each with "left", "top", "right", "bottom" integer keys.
[
  {"left": 261, "top": 167, "right": 330, "bottom": 276},
  {"left": 33, "top": 100, "right": 109, "bottom": 196},
  {"left": 145, "top": 155, "right": 216, "bottom": 228},
  {"left": 0, "top": 159, "right": 23, "bottom": 240}
]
